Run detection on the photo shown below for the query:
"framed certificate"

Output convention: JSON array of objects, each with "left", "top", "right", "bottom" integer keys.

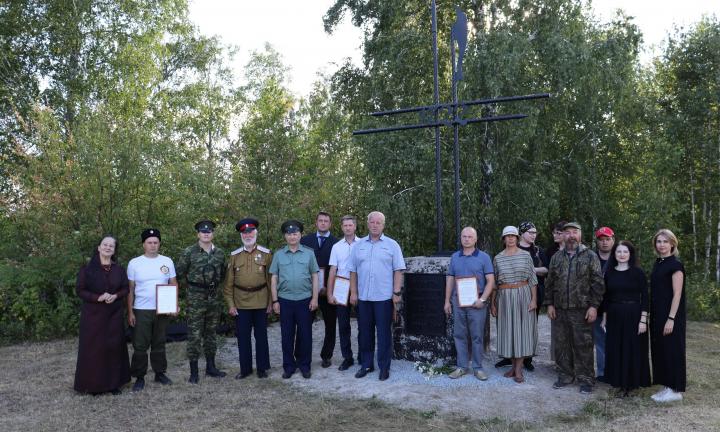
[
  {"left": 318, "top": 267, "right": 325, "bottom": 290},
  {"left": 333, "top": 276, "right": 350, "bottom": 306},
  {"left": 456, "top": 277, "right": 478, "bottom": 307},
  {"left": 156, "top": 284, "right": 178, "bottom": 315}
]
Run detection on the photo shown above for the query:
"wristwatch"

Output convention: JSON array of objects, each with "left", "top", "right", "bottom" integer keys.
[
  {"left": 393, "top": 291, "right": 402, "bottom": 296},
  {"left": 479, "top": 297, "right": 488, "bottom": 304}
]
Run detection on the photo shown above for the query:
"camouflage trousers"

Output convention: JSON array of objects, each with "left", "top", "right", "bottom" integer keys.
[
  {"left": 186, "top": 290, "right": 221, "bottom": 361},
  {"left": 552, "top": 308, "right": 595, "bottom": 386}
]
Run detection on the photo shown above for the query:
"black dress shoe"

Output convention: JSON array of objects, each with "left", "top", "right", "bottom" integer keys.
[
  {"left": 235, "top": 371, "right": 252, "bottom": 380},
  {"left": 495, "top": 358, "right": 512, "bottom": 368},
  {"left": 379, "top": 369, "right": 390, "bottom": 381},
  {"left": 132, "top": 377, "right": 145, "bottom": 392},
  {"left": 154, "top": 372, "right": 172, "bottom": 385},
  {"left": 257, "top": 370, "right": 268, "bottom": 379},
  {"left": 282, "top": 371, "right": 294, "bottom": 379},
  {"left": 523, "top": 358, "right": 535, "bottom": 371},
  {"left": 338, "top": 358, "right": 354, "bottom": 371},
  {"left": 302, "top": 371, "right": 312, "bottom": 379},
  {"left": 354, "top": 367, "right": 374, "bottom": 378},
  {"left": 321, "top": 358, "right": 332, "bottom": 368}
]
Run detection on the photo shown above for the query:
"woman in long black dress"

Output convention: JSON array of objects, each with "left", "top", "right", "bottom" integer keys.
[
  {"left": 649, "top": 229, "right": 686, "bottom": 403},
  {"left": 601, "top": 240, "right": 650, "bottom": 396},
  {"left": 74, "top": 235, "right": 131, "bottom": 394}
]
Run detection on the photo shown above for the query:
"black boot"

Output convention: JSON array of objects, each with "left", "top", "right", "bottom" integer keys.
[
  {"left": 206, "top": 355, "right": 226, "bottom": 378},
  {"left": 188, "top": 360, "right": 199, "bottom": 384}
]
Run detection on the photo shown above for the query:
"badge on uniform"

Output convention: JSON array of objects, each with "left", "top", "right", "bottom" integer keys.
[
  {"left": 160, "top": 265, "right": 170, "bottom": 275},
  {"left": 254, "top": 254, "right": 262, "bottom": 263}
]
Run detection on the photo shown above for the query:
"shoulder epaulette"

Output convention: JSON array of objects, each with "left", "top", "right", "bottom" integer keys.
[
  {"left": 231, "top": 247, "right": 243, "bottom": 256},
  {"left": 257, "top": 245, "right": 271, "bottom": 253}
]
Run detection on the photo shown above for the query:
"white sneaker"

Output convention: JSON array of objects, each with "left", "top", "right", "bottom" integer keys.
[
  {"left": 651, "top": 387, "right": 670, "bottom": 401},
  {"left": 448, "top": 368, "right": 467, "bottom": 379},
  {"left": 656, "top": 390, "right": 683, "bottom": 403}
]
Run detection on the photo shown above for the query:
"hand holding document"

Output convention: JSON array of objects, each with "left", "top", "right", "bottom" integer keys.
[
  {"left": 455, "top": 277, "right": 478, "bottom": 307},
  {"left": 333, "top": 276, "right": 350, "bottom": 306},
  {"left": 156, "top": 284, "right": 178, "bottom": 315}
]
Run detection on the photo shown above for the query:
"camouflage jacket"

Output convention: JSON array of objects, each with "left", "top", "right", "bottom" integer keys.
[
  {"left": 544, "top": 244, "right": 605, "bottom": 309},
  {"left": 176, "top": 243, "right": 226, "bottom": 289}
]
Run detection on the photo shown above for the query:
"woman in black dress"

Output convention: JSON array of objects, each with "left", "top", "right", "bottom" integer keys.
[
  {"left": 649, "top": 229, "right": 686, "bottom": 403},
  {"left": 601, "top": 240, "right": 650, "bottom": 396},
  {"left": 74, "top": 235, "right": 131, "bottom": 394}
]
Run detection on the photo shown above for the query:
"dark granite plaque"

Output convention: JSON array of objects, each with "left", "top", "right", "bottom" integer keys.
[{"left": 403, "top": 273, "right": 446, "bottom": 336}]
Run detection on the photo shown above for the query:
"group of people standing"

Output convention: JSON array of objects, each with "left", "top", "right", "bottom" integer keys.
[{"left": 72, "top": 214, "right": 686, "bottom": 404}]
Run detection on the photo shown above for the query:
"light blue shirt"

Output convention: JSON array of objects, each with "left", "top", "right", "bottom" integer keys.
[{"left": 349, "top": 234, "right": 406, "bottom": 301}]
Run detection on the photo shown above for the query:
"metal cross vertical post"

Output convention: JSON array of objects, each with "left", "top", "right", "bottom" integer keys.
[{"left": 430, "top": 0, "right": 443, "bottom": 252}]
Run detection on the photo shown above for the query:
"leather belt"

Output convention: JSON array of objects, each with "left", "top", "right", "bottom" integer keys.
[
  {"left": 235, "top": 284, "right": 266, "bottom": 292},
  {"left": 498, "top": 281, "right": 528, "bottom": 289}
]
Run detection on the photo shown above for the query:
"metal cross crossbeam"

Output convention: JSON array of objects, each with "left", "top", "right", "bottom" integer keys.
[{"left": 352, "top": 1, "right": 549, "bottom": 252}]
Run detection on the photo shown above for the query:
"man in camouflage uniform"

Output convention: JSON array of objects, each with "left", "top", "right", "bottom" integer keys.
[
  {"left": 176, "top": 220, "right": 227, "bottom": 384},
  {"left": 223, "top": 218, "right": 273, "bottom": 379},
  {"left": 544, "top": 222, "right": 605, "bottom": 394}
]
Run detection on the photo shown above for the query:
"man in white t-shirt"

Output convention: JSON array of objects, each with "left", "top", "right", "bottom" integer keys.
[
  {"left": 127, "top": 228, "right": 177, "bottom": 392},
  {"left": 327, "top": 215, "right": 361, "bottom": 371}
]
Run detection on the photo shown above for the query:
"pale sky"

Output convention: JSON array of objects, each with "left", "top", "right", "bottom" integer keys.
[{"left": 188, "top": 0, "right": 719, "bottom": 98}]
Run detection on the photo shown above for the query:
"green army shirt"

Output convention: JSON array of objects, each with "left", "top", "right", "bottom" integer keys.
[{"left": 269, "top": 245, "right": 319, "bottom": 301}]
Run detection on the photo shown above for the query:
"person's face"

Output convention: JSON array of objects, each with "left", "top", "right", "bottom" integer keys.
[
  {"left": 143, "top": 237, "right": 160, "bottom": 255},
  {"left": 655, "top": 234, "right": 673, "bottom": 256},
  {"left": 597, "top": 236, "right": 614, "bottom": 253},
  {"left": 341, "top": 220, "right": 357, "bottom": 237},
  {"left": 564, "top": 228, "right": 581, "bottom": 248},
  {"left": 241, "top": 229, "right": 257, "bottom": 247},
  {"left": 460, "top": 229, "right": 477, "bottom": 249},
  {"left": 503, "top": 235, "right": 518, "bottom": 248},
  {"left": 368, "top": 214, "right": 385, "bottom": 237},
  {"left": 552, "top": 229, "right": 564, "bottom": 244},
  {"left": 521, "top": 228, "right": 538, "bottom": 244},
  {"left": 197, "top": 231, "right": 214, "bottom": 243},
  {"left": 284, "top": 231, "right": 301, "bottom": 245},
  {"left": 316, "top": 215, "right": 331, "bottom": 233},
  {"left": 97, "top": 237, "right": 116, "bottom": 259},
  {"left": 615, "top": 244, "right": 630, "bottom": 264}
]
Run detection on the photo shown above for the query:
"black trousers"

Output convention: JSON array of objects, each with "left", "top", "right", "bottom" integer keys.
[{"left": 318, "top": 295, "right": 337, "bottom": 360}]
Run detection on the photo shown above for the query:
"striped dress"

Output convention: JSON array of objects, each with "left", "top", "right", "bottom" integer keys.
[{"left": 493, "top": 250, "right": 538, "bottom": 358}]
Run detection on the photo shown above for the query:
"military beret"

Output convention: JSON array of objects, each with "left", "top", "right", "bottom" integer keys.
[
  {"left": 236, "top": 218, "right": 259, "bottom": 233},
  {"left": 141, "top": 228, "right": 161, "bottom": 243},
  {"left": 194, "top": 220, "right": 215, "bottom": 233},
  {"left": 563, "top": 221, "right": 582, "bottom": 231},
  {"left": 281, "top": 219, "right": 303, "bottom": 234}
]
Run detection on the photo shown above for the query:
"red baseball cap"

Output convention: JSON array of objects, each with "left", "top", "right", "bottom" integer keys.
[{"left": 595, "top": 227, "right": 615, "bottom": 238}]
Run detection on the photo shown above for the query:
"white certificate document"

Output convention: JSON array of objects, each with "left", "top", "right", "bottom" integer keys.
[
  {"left": 333, "top": 276, "right": 350, "bottom": 306},
  {"left": 156, "top": 284, "right": 178, "bottom": 315},
  {"left": 318, "top": 267, "right": 325, "bottom": 290},
  {"left": 456, "top": 277, "right": 478, "bottom": 307}
]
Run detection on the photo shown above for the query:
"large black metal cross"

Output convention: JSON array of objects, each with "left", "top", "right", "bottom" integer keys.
[{"left": 353, "top": 1, "right": 549, "bottom": 251}]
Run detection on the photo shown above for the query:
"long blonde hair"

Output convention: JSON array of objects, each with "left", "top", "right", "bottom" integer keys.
[{"left": 652, "top": 229, "right": 679, "bottom": 257}]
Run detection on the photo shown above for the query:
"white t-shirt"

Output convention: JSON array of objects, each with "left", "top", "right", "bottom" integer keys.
[
  {"left": 127, "top": 254, "right": 176, "bottom": 310},
  {"left": 328, "top": 236, "right": 360, "bottom": 279}
]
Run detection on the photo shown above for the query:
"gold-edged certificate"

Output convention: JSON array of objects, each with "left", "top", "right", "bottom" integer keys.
[
  {"left": 318, "top": 267, "right": 325, "bottom": 289},
  {"left": 156, "top": 284, "right": 178, "bottom": 315},
  {"left": 333, "top": 276, "right": 350, "bottom": 306},
  {"left": 456, "top": 277, "right": 478, "bottom": 307}
]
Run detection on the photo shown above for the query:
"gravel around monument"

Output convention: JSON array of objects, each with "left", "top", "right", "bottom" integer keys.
[{"left": 218, "top": 314, "right": 607, "bottom": 422}]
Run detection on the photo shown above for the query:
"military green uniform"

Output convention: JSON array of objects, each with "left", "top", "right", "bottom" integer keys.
[
  {"left": 544, "top": 244, "right": 605, "bottom": 386},
  {"left": 176, "top": 243, "right": 226, "bottom": 361}
]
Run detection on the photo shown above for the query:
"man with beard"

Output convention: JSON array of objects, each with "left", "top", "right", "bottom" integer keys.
[
  {"left": 224, "top": 218, "right": 273, "bottom": 379},
  {"left": 544, "top": 222, "right": 605, "bottom": 394}
]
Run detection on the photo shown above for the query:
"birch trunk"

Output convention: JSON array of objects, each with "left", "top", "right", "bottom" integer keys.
[{"left": 690, "top": 169, "right": 698, "bottom": 264}]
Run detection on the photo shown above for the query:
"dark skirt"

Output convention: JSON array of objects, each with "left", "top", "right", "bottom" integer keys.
[
  {"left": 604, "top": 301, "right": 651, "bottom": 390},
  {"left": 73, "top": 301, "right": 130, "bottom": 393}
]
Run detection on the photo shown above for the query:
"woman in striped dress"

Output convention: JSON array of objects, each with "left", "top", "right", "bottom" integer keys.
[{"left": 491, "top": 226, "right": 538, "bottom": 383}]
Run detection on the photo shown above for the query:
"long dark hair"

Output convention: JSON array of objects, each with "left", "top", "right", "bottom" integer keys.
[
  {"left": 607, "top": 240, "right": 637, "bottom": 269},
  {"left": 90, "top": 234, "right": 119, "bottom": 266}
]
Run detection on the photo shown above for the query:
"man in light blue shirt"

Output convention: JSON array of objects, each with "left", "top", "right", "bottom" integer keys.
[{"left": 349, "top": 211, "right": 405, "bottom": 381}]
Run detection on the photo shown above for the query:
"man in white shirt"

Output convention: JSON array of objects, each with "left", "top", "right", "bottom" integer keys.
[
  {"left": 327, "top": 215, "right": 361, "bottom": 371},
  {"left": 127, "top": 228, "right": 177, "bottom": 391}
]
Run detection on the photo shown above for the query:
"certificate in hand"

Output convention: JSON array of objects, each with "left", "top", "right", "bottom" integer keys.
[
  {"left": 333, "top": 276, "right": 350, "bottom": 306},
  {"left": 318, "top": 267, "right": 325, "bottom": 289},
  {"left": 456, "top": 277, "right": 478, "bottom": 307},
  {"left": 156, "top": 284, "right": 178, "bottom": 315}
]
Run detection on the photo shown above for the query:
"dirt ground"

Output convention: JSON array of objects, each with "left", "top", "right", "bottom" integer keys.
[{"left": 1, "top": 317, "right": 718, "bottom": 432}]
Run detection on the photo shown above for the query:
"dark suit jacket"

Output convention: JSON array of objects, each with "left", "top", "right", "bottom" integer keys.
[{"left": 300, "top": 232, "right": 338, "bottom": 288}]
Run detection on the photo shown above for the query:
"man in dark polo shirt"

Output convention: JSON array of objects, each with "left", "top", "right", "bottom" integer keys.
[{"left": 270, "top": 220, "right": 319, "bottom": 379}]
